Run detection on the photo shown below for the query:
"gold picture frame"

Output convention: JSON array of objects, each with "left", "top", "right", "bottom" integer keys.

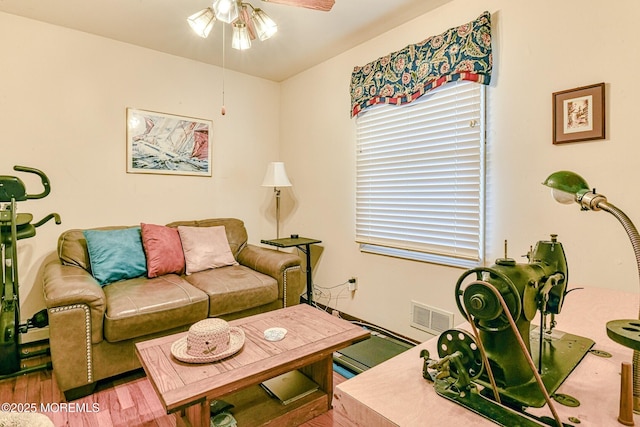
[
  {"left": 552, "top": 83, "right": 605, "bottom": 144},
  {"left": 126, "top": 108, "right": 212, "bottom": 176}
]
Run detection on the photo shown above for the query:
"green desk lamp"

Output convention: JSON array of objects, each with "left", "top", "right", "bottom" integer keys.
[{"left": 543, "top": 170, "right": 640, "bottom": 415}]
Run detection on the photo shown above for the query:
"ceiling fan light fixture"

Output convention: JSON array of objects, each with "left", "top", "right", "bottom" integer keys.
[
  {"left": 187, "top": 8, "right": 216, "bottom": 38},
  {"left": 252, "top": 8, "right": 277, "bottom": 41},
  {"left": 232, "top": 21, "right": 252, "bottom": 50},
  {"left": 188, "top": 0, "right": 282, "bottom": 49},
  {"left": 213, "top": 0, "right": 240, "bottom": 24}
]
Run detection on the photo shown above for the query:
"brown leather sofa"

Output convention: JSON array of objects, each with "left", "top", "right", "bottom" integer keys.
[{"left": 43, "top": 218, "right": 303, "bottom": 400}]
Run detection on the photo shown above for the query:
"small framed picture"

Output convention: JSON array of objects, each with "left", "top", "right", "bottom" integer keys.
[
  {"left": 552, "top": 83, "right": 605, "bottom": 144},
  {"left": 126, "top": 108, "right": 213, "bottom": 176}
]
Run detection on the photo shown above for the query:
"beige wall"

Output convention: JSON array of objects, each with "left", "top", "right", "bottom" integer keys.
[
  {"left": 0, "top": 12, "right": 281, "bottom": 338},
  {"left": 4, "top": 0, "right": 640, "bottom": 344},
  {"left": 281, "top": 0, "right": 640, "bottom": 341}
]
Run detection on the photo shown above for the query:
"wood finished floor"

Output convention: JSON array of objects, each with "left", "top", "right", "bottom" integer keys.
[{"left": 0, "top": 345, "right": 351, "bottom": 427}]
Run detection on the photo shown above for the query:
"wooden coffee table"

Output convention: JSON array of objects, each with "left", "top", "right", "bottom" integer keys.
[{"left": 135, "top": 304, "right": 369, "bottom": 427}]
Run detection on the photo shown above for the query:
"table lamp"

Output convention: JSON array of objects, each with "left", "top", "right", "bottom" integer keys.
[
  {"left": 262, "top": 162, "right": 292, "bottom": 238},
  {"left": 543, "top": 170, "right": 640, "bottom": 416}
]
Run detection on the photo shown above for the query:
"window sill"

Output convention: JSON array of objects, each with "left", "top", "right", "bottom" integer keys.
[{"left": 359, "top": 244, "right": 481, "bottom": 269}]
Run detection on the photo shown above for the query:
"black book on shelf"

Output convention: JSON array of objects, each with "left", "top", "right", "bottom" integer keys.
[{"left": 260, "top": 370, "right": 320, "bottom": 405}]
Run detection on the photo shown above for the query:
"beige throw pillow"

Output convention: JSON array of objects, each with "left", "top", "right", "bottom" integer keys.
[{"left": 178, "top": 225, "right": 238, "bottom": 275}]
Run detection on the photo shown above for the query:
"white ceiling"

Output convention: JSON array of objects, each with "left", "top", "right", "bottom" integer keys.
[{"left": 0, "top": 0, "right": 450, "bottom": 82}]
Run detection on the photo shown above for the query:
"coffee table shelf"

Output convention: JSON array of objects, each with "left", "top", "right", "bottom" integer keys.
[{"left": 222, "top": 383, "right": 328, "bottom": 426}]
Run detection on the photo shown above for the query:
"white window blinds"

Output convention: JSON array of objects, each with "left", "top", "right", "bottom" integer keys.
[{"left": 355, "top": 81, "right": 485, "bottom": 267}]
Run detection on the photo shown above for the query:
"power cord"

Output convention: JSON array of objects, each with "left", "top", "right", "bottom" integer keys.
[
  {"left": 308, "top": 293, "right": 418, "bottom": 347},
  {"left": 314, "top": 280, "right": 350, "bottom": 290},
  {"left": 313, "top": 280, "right": 351, "bottom": 314}
]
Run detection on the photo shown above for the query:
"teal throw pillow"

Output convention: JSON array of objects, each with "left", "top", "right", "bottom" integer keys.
[{"left": 83, "top": 227, "right": 147, "bottom": 286}]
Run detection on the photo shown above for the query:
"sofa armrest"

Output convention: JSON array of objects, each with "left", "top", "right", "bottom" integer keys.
[
  {"left": 43, "top": 260, "right": 106, "bottom": 344},
  {"left": 237, "top": 244, "right": 304, "bottom": 307}
]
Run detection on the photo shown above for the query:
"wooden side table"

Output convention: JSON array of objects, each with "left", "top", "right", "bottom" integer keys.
[{"left": 261, "top": 237, "right": 321, "bottom": 305}]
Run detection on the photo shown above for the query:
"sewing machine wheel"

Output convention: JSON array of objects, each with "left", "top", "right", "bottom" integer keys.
[
  {"left": 455, "top": 267, "right": 522, "bottom": 333},
  {"left": 437, "top": 329, "right": 484, "bottom": 380}
]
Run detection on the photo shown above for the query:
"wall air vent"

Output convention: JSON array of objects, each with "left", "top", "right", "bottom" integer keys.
[{"left": 410, "top": 301, "right": 454, "bottom": 336}]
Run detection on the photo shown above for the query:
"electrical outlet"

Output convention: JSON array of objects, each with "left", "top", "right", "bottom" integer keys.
[{"left": 348, "top": 277, "right": 358, "bottom": 291}]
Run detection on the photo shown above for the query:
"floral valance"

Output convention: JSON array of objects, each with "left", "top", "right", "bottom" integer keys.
[{"left": 350, "top": 11, "right": 492, "bottom": 117}]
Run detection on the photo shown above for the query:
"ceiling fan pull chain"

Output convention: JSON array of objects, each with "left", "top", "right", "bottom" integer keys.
[{"left": 221, "top": 26, "right": 227, "bottom": 116}]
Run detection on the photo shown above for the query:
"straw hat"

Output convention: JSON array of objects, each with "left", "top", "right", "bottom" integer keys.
[{"left": 171, "top": 318, "right": 245, "bottom": 363}]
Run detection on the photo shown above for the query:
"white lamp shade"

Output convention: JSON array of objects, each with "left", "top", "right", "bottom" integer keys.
[
  {"left": 262, "top": 162, "right": 292, "bottom": 187},
  {"left": 252, "top": 8, "right": 277, "bottom": 41},
  {"left": 213, "top": 0, "right": 240, "bottom": 24},
  {"left": 187, "top": 8, "right": 216, "bottom": 38},
  {"left": 231, "top": 22, "right": 252, "bottom": 50}
]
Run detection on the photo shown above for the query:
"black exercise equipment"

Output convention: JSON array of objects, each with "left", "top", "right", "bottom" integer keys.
[{"left": 0, "top": 165, "right": 60, "bottom": 378}]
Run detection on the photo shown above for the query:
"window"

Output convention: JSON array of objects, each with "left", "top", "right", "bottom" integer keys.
[{"left": 355, "top": 81, "right": 485, "bottom": 268}]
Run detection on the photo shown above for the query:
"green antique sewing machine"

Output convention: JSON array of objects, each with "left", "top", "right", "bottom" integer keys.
[{"left": 422, "top": 235, "right": 595, "bottom": 427}]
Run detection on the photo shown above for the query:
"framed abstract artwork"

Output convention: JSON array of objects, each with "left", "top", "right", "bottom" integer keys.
[
  {"left": 552, "top": 83, "right": 605, "bottom": 144},
  {"left": 126, "top": 108, "right": 212, "bottom": 176}
]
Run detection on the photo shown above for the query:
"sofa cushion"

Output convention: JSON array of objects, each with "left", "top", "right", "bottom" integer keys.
[
  {"left": 166, "top": 218, "right": 248, "bottom": 258},
  {"left": 103, "top": 274, "right": 208, "bottom": 342},
  {"left": 178, "top": 225, "right": 238, "bottom": 274},
  {"left": 184, "top": 265, "right": 278, "bottom": 316},
  {"left": 83, "top": 227, "right": 147, "bottom": 286},
  {"left": 140, "top": 223, "right": 185, "bottom": 278}
]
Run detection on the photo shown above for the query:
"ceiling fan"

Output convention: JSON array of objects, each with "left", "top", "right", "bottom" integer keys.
[
  {"left": 187, "top": 0, "right": 335, "bottom": 115},
  {"left": 188, "top": 0, "right": 335, "bottom": 51},
  {"left": 262, "top": 0, "right": 335, "bottom": 12}
]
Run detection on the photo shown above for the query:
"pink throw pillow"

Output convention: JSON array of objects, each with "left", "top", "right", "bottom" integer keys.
[
  {"left": 140, "top": 223, "right": 185, "bottom": 278},
  {"left": 178, "top": 225, "right": 238, "bottom": 275}
]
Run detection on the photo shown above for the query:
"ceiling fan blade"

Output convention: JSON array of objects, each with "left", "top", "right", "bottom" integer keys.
[{"left": 262, "top": 0, "right": 335, "bottom": 12}]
